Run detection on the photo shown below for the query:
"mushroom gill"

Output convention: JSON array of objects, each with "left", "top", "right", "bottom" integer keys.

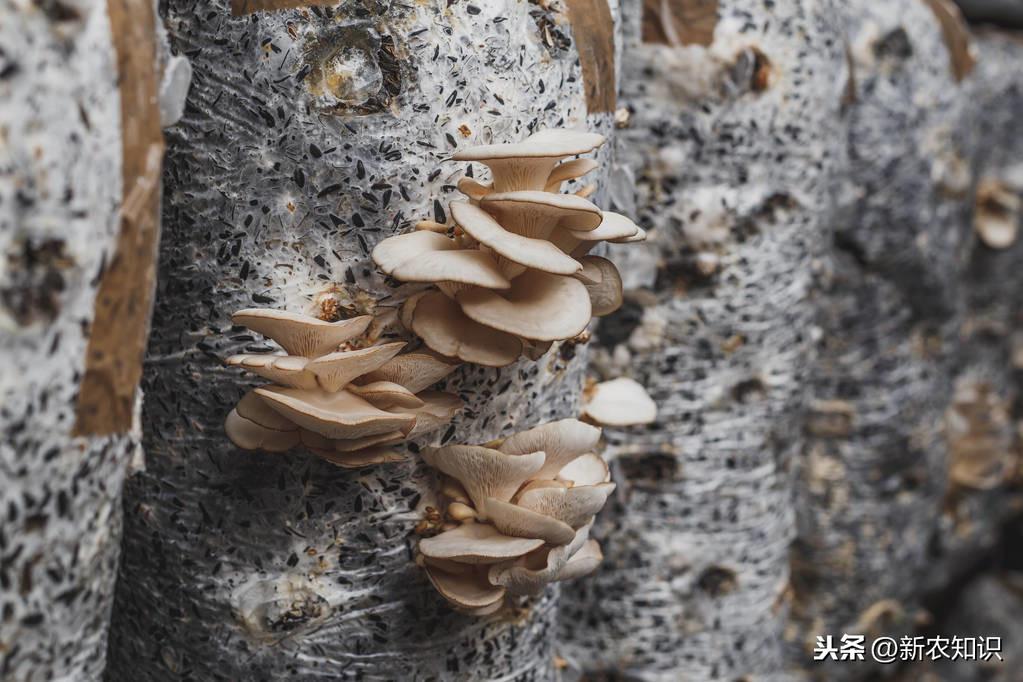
[
  {"left": 415, "top": 418, "right": 613, "bottom": 613},
  {"left": 224, "top": 308, "right": 461, "bottom": 467},
  {"left": 371, "top": 127, "right": 647, "bottom": 367}
]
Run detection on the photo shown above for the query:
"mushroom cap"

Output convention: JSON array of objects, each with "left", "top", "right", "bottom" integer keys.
[
  {"left": 556, "top": 539, "right": 603, "bottom": 582},
  {"left": 450, "top": 201, "right": 582, "bottom": 276},
  {"left": 577, "top": 256, "right": 624, "bottom": 317},
  {"left": 418, "top": 522, "right": 545, "bottom": 564},
  {"left": 583, "top": 377, "right": 658, "bottom": 426},
  {"left": 557, "top": 453, "right": 611, "bottom": 486},
  {"left": 304, "top": 342, "right": 406, "bottom": 392},
  {"left": 395, "top": 390, "right": 464, "bottom": 439},
  {"left": 371, "top": 230, "right": 510, "bottom": 289},
  {"left": 568, "top": 211, "right": 640, "bottom": 242},
  {"left": 610, "top": 225, "right": 647, "bottom": 244},
  {"left": 225, "top": 390, "right": 301, "bottom": 452},
  {"left": 299, "top": 428, "right": 405, "bottom": 453},
  {"left": 457, "top": 177, "right": 493, "bottom": 201},
  {"left": 516, "top": 483, "right": 615, "bottom": 529},
  {"left": 457, "top": 270, "right": 592, "bottom": 342},
  {"left": 480, "top": 191, "right": 604, "bottom": 232},
  {"left": 314, "top": 446, "right": 405, "bottom": 469},
  {"left": 452, "top": 129, "right": 605, "bottom": 162},
  {"left": 545, "top": 158, "right": 599, "bottom": 192},
  {"left": 225, "top": 409, "right": 301, "bottom": 452},
  {"left": 255, "top": 386, "right": 416, "bottom": 440},
  {"left": 499, "top": 418, "right": 601, "bottom": 480},
  {"left": 226, "top": 354, "right": 317, "bottom": 389},
  {"left": 404, "top": 290, "right": 522, "bottom": 367},
  {"left": 232, "top": 309, "right": 372, "bottom": 358},
  {"left": 359, "top": 351, "right": 458, "bottom": 394},
  {"left": 487, "top": 523, "right": 592, "bottom": 595},
  {"left": 482, "top": 498, "right": 577, "bottom": 546},
  {"left": 421, "top": 444, "right": 545, "bottom": 512},
  {"left": 346, "top": 381, "right": 424, "bottom": 409},
  {"left": 424, "top": 564, "right": 507, "bottom": 610}
]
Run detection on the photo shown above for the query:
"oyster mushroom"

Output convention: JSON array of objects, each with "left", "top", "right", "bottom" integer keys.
[
  {"left": 416, "top": 419, "right": 615, "bottom": 612},
  {"left": 582, "top": 377, "right": 658, "bottom": 426},
  {"left": 231, "top": 309, "right": 371, "bottom": 358},
  {"left": 452, "top": 128, "right": 605, "bottom": 192},
  {"left": 370, "top": 127, "right": 645, "bottom": 366},
  {"left": 225, "top": 308, "right": 463, "bottom": 465}
]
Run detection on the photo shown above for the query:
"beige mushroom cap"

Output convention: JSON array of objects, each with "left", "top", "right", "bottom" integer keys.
[
  {"left": 516, "top": 483, "right": 616, "bottom": 529},
  {"left": 424, "top": 564, "right": 506, "bottom": 610},
  {"left": 359, "top": 350, "right": 458, "bottom": 394},
  {"left": 299, "top": 428, "right": 405, "bottom": 453},
  {"left": 577, "top": 256, "right": 624, "bottom": 317},
  {"left": 499, "top": 418, "right": 602, "bottom": 480},
  {"left": 457, "top": 177, "right": 493, "bottom": 201},
  {"left": 480, "top": 191, "right": 604, "bottom": 233},
  {"left": 422, "top": 444, "right": 546, "bottom": 513},
  {"left": 225, "top": 390, "right": 301, "bottom": 452},
  {"left": 544, "top": 158, "right": 599, "bottom": 192},
  {"left": 487, "top": 523, "right": 592, "bottom": 595},
  {"left": 371, "top": 230, "right": 510, "bottom": 289},
  {"left": 568, "top": 211, "right": 640, "bottom": 242},
  {"left": 395, "top": 390, "right": 464, "bottom": 439},
  {"left": 453, "top": 129, "right": 605, "bottom": 162},
  {"left": 457, "top": 270, "right": 592, "bottom": 342},
  {"left": 226, "top": 354, "right": 316, "bottom": 389},
  {"left": 556, "top": 539, "right": 603, "bottom": 582},
  {"left": 974, "top": 179, "right": 1021, "bottom": 249},
  {"left": 450, "top": 201, "right": 582, "bottom": 276},
  {"left": 232, "top": 309, "right": 371, "bottom": 358},
  {"left": 482, "top": 498, "right": 577, "bottom": 546},
  {"left": 583, "top": 377, "right": 658, "bottom": 426},
  {"left": 557, "top": 453, "right": 611, "bottom": 486},
  {"left": 403, "top": 290, "right": 522, "bottom": 367},
  {"left": 418, "top": 522, "right": 545, "bottom": 564},
  {"left": 315, "top": 446, "right": 405, "bottom": 469},
  {"left": 255, "top": 386, "right": 416, "bottom": 440},
  {"left": 346, "top": 381, "right": 424, "bottom": 409}
]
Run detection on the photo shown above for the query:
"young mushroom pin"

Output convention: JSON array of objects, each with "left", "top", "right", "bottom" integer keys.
[
  {"left": 415, "top": 418, "right": 614, "bottom": 614},
  {"left": 372, "top": 128, "right": 646, "bottom": 367},
  {"left": 224, "top": 308, "right": 462, "bottom": 468}
]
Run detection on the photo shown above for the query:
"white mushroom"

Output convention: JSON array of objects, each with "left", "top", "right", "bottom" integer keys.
[
  {"left": 456, "top": 177, "right": 493, "bottom": 201},
  {"left": 418, "top": 523, "right": 545, "bottom": 564},
  {"left": 582, "top": 377, "right": 658, "bottom": 426},
  {"left": 457, "top": 270, "right": 592, "bottom": 342},
  {"left": 232, "top": 309, "right": 371, "bottom": 358},
  {"left": 498, "top": 418, "right": 601, "bottom": 480}
]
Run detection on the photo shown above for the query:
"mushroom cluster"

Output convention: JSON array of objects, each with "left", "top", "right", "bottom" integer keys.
[
  {"left": 372, "top": 128, "right": 645, "bottom": 367},
  {"left": 416, "top": 419, "right": 613, "bottom": 614},
  {"left": 224, "top": 308, "right": 462, "bottom": 467}
]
